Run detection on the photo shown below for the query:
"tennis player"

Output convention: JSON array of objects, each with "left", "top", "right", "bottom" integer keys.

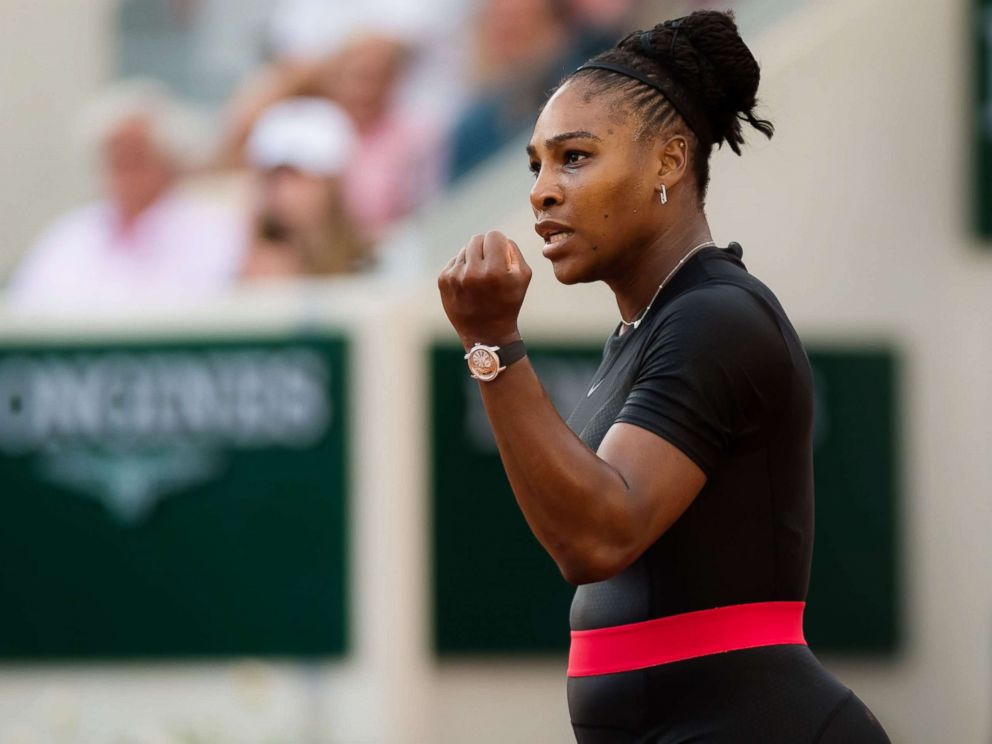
[{"left": 438, "top": 11, "right": 891, "bottom": 743}]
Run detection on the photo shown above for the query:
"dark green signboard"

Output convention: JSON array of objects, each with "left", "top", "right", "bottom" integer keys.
[
  {"left": 976, "top": 0, "right": 992, "bottom": 237},
  {"left": 432, "top": 343, "right": 899, "bottom": 656},
  {"left": 432, "top": 345, "right": 602, "bottom": 655},
  {"left": 0, "top": 335, "right": 349, "bottom": 659},
  {"left": 804, "top": 350, "right": 900, "bottom": 654}
]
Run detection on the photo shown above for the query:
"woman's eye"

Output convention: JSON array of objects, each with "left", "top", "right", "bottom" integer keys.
[
  {"left": 529, "top": 161, "right": 541, "bottom": 177},
  {"left": 564, "top": 151, "right": 588, "bottom": 165}
]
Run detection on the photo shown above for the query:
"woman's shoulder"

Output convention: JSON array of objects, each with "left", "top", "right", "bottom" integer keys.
[
  {"left": 648, "top": 269, "right": 803, "bottom": 377},
  {"left": 666, "top": 276, "right": 781, "bottom": 333}
]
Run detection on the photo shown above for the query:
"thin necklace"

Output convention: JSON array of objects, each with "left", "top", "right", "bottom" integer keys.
[{"left": 619, "top": 240, "right": 717, "bottom": 331}]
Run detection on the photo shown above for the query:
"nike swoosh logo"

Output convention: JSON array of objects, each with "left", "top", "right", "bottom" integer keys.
[{"left": 587, "top": 379, "right": 604, "bottom": 397}]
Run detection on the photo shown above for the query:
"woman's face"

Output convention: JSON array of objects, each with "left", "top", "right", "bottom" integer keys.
[
  {"left": 527, "top": 80, "right": 665, "bottom": 285},
  {"left": 257, "top": 166, "right": 338, "bottom": 229}
]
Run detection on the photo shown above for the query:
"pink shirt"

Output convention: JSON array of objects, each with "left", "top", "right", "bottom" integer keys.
[
  {"left": 7, "top": 192, "right": 246, "bottom": 316},
  {"left": 343, "top": 111, "right": 444, "bottom": 241}
]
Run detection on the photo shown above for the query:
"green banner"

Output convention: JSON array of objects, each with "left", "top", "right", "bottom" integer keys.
[
  {"left": 0, "top": 335, "right": 349, "bottom": 659},
  {"left": 976, "top": 0, "right": 992, "bottom": 237},
  {"left": 432, "top": 345, "right": 602, "bottom": 655},
  {"left": 431, "top": 343, "right": 899, "bottom": 656},
  {"left": 804, "top": 350, "right": 900, "bottom": 654}
]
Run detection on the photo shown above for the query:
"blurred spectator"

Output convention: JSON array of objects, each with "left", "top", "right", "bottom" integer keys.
[
  {"left": 241, "top": 98, "right": 370, "bottom": 279},
  {"left": 267, "top": 0, "right": 422, "bottom": 62},
  {"left": 215, "top": 3, "right": 444, "bottom": 242},
  {"left": 6, "top": 80, "right": 244, "bottom": 315},
  {"left": 332, "top": 32, "right": 445, "bottom": 241},
  {"left": 446, "top": 0, "right": 584, "bottom": 182}
]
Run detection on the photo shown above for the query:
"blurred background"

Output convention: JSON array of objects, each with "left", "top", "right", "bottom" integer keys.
[{"left": 0, "top": 0, "right": 988, "bottom": 741}]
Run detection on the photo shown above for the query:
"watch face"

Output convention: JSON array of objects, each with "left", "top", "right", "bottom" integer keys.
[{"left": 467, "top": 347, "right": 500, "bottom": 381}]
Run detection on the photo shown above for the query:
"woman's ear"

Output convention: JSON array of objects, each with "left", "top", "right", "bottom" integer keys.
[{"left": 655, "top": 135, "right": 689, "bottom": 192}]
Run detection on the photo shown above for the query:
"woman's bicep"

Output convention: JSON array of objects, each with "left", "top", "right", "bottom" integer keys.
[{"left": 597, "top": 422, "right": 706, "bottom": 559}]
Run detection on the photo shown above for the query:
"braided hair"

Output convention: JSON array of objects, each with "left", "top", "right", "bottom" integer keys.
[{"left": 565, "top": 10, "right": 773, "bottom": 202}]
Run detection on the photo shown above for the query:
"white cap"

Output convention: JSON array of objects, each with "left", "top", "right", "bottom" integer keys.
[{"left": 247, "top": 98, "right": 357, "bottom": 177}]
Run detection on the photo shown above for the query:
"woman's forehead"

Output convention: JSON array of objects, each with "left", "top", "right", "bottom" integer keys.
[{"left": 531, "top": 80, "right": 632, "bottom": 149}]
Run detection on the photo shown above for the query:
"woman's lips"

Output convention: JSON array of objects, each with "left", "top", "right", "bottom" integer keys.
[{"left": 542, "top": 230, "right": 573, "bottom": 257}]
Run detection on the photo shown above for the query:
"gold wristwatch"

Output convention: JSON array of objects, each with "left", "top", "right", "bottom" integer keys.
[{"left": 464, "top": 340, "right": 527, "bottom": 382}]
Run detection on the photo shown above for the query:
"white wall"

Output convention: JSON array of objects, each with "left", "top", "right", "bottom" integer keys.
[{"left": 0, "top": 0, "right": 119, "bottom": 279}]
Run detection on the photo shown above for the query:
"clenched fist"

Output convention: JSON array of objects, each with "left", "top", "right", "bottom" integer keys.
[{"left": 438, "top": 230, "right": 533, "bottom": 350}]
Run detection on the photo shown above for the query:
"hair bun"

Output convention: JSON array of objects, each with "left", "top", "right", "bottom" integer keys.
[
  {"left": 636, "top": 10, "right": 774, "bottom": 153},
  {"left": 578, "top": 9, "right": 773, "bottom": 200}
]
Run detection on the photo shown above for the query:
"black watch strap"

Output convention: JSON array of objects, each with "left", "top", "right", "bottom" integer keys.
[{"left": 498, "top": 339, "right": 527, "bottom": 367}]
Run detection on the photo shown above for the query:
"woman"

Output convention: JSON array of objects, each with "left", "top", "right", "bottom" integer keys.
[
  {"left": 242, "top": 98, "right": 370, "bottom": 279},
  {"left": 438, "top": 11, "right": 891, "bottom": 744}
]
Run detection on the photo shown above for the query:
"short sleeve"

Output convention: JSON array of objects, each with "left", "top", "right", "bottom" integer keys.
[{"left": 615, "top": 284, "right": 791, "bottom": 476}]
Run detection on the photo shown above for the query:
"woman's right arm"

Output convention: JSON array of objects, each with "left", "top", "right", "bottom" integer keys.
[{"left": 439, "top": 231, "right": 706, "bottom": 584}]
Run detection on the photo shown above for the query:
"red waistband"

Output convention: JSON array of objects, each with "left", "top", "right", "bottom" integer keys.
[{"left": 567, "top": 601, "right": 806, "bottom": 677}]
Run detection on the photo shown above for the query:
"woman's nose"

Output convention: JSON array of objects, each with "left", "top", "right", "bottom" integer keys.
[{"left": 529, "top": 168, "right": 563, "bottom": 212}]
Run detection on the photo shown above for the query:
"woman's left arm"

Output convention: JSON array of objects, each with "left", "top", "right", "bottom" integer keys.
[{"left": 438, "top": 231, "right": 706, "bottom": 585}]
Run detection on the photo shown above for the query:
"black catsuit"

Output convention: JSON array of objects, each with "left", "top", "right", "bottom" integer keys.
[{"left": 563, "top": 244, "right": 891, "bottom": 743}]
